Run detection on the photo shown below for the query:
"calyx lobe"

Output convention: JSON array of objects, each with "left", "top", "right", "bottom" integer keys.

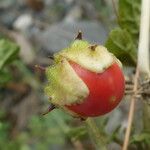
[
  {"left": 55, "top": 40, "right": 121, "bottom": 73},
  {"left": 45, "top": 58, "right": 89, "bottom": 106}
]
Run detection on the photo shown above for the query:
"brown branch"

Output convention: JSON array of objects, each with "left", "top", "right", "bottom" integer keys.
[{"left": 122, "top": 67, "right": 139, "bottom": 150}]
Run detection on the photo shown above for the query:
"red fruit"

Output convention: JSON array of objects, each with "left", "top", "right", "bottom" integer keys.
[
  {"left": 66, "top": 61, "right": 125, "bottom": 117},
  {"left": 44, "top": 33, "right": 125, "bottom": 118}
]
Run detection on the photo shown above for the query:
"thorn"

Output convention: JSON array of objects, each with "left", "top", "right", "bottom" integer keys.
[
  {"left": 75, "top": 30, "right": 82, "bottom": 40},
  {"left": 80, "top": 117, "right": 86, "bottom": 121},
  {"left": 89, "top": 44, "right": 98, "bottom": 51},
  {"left": 42, "top": 104, "right": 56, "bottom": 116},
  {"left": 60, "top": 59, "right": 64, "bottom": 63},
  {"left": 48, "top": 55, "right": 54, "bottom": 60},
  {"left": 72, "top": 114, "right": 86, "bottom": 121},
  {"left": 35, "top": 65, "right": 46, "bottom": 71}
]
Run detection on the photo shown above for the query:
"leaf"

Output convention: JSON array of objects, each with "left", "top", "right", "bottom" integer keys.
[
  {"left": 105, "top": 28, "right": 137, "bottom": 66},
  {"left": 0, "top": 69, "right": 12, "bottom": 85},
  {"left": 68, "top": 126, "right": 87, "bottom": 140},
  {"left": 130, "top": 133, "right": 150, "bottom": 144},
  {"left": 28, "top": 110, "right": 72, "bottom": 147},
  {"left": 0, "top": 39, "right": 19, "bottom": 70},
  {"left": 118, "top": 0, "right": 141, "bottom": 44}
]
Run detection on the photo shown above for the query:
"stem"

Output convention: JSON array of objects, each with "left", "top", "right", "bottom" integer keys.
[
  {"left": 122, "top": 67, "right": 139, "bottom": 150},
  {"left": 136, "top": 0, "right": 150, "bottom": 136},
  {"left": 143, "top": 101, "right": 150, "bottom": 131},
  {"left": 137, "top": 0, "right": 150, "bottom": 77},
  {"left": 86, "top": 118, "right": 107, "bottom": 150},
  {"left": 122, "top": 0, "right": 150, "bottom": 149}
]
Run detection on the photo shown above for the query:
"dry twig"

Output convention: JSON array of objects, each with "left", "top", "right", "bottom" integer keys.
[{"left": 122, "top": 67, "right": 139, "bottom": 150}]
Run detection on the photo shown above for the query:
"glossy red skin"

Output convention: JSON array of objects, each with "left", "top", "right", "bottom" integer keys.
[{"left": 66, "top": 61, "right": 125, "bottom": 117}]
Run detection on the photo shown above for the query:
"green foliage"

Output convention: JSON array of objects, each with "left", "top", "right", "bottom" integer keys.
[
  {"left": 0, "top": 69, "right": 12, "bottom": 85},
  {"left": 0, "top": 39, "right": 19, "bottom": 69},
  {"left": 105, "top": 0, "right": 141, "bottom": 66},
  {"left": 68, "top": 126, "right": 87, "bottom": 140},
  {"left": 0, "top": 120, "right": 9, "bottom": 141},
  {"left": 18, "top": 110, "right": 87, "bottom": 150},
  {"left": 13, "top": 60, "right": 39, "bottom": 89},
  {"left": 105, "top": 28, "right": 137, "bottom": 66},
  {"left": 131, "top": 133, "right": 150, "bottom": 144},
  {"left": 0, "top": 111, "right": 22, "bottom": 150},
  {"left": 27, "top": 115, "right": 67, "bottom": 149},
  {"left": 130, "top": 133, "right": 150, "bottom": 150},
  {"left": 0, "top": 109, "right": 88, "bottom": 150},
  {"left": 118, "top": 0, "right": 141, "bottom": 43},
  {"left": 0, "top": 39, "right": 19, "bottom": 85}
]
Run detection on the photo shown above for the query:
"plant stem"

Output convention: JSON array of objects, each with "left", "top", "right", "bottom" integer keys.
[
  {"left": 137, "top": 0, "right": 150, "bottom": 77},
  {"left": 143, "top": 101, "right": 150, "bottom": 131},
  {"left": 122, "top": 67, "right": 139, "bottom": 150},
  {"left": 137, "top": 0, "right": 150, "bottom": 140},
  {"left": 122, "top": 0, "right": 150, "bottom": 149},
  {"left": 86, "top": 118, "right": 107, "bottom": 150}
]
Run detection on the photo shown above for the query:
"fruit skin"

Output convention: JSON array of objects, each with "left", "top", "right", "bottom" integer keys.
[{"left": 66, "top": 61, "right": 125, "bottom": 117}]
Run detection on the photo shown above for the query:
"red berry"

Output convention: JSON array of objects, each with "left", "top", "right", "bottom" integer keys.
[
  {"left": 44, "top": 35, "right": 125, "bottom": 118},
  {"left": 66, "top": 61, "right": 125, "bottom": 117}
]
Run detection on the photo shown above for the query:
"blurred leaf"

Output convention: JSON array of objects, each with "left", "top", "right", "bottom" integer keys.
[
  {"left": 86, "top": 118, "right": 107, "bottom": 150},
  {"left": 105, "top": 28, "right": 137, "bottom": 66},
  {"left": 0, "top": 39, "right": 19, "bottom": 70},
  {"left": 130, "top": 133, "right": 150, "bottom": 144},
  {"left": 20, "top": 145, "right": 31, "bottom": 150},
  {"left": 26, "top": 110, "right": 88, "bottom": 149},
  {"left": 0, "top": 111, "right": 5, "bottom": 119},
  {"left": 68, "top": 126, "right": 87, "bottom": 140},
  {"left": 0, "top": 69, "right": 12, "bottom": 85},
  {"left": 118, "top": 0, "right": 141, "bottom": 44},
  {"left": 0, "top": 121, "right": 9, "bottom": 140},
  {"left": 27, "top": 110, "right": 71, "bottom": 148},
  {"left": 13, "top": 60, "right": 39, "bottom": 89},
  {"left": 50, "top": 110, "right": 71, "bottom": 134}
]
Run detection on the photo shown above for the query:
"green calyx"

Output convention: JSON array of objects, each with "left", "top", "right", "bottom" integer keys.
[
  {"left": 45, "top": 58, "right": 89, "bottom": 106},
  {"left": 45, "top": 39, "right": 122, "bottom": 106},
  {"left": 55, "top": 40, "right": 121, "bottom": 73}
]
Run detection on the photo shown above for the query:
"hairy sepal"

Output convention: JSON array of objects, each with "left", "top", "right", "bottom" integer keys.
[
  {"left": 44, "top": 58, "right": 89, "bottom": 106},
  {"left": 55, "top": 40, "right": 121, "bottom": 73}
]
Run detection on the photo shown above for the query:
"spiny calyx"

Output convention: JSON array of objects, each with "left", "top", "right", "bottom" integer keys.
[
  {"left": 55, "top": 40, "right": 121, "bottom": 73},
  {"left": 45, "top": 38, "right": 122, "bottom": 106},
  {"left": 45, "top": 58, "right": 89, "bottom": 106}
]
